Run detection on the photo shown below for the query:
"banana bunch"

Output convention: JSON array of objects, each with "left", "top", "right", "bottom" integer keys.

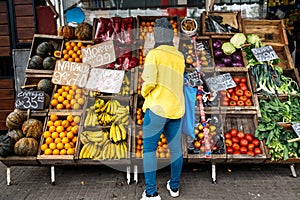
[
  {"left": 89, "top": 91, "right": 102, "bottom": 97},
  {"left": 109, "top": 122, "right": 127, "bottom": 143},
  {"left": 119, "top": 74, "right": 131, "bottom": 96},
  {"left": 84, "top": 110, "right": 99, "bottom": 127},
  {"left": 80, "top": 130, "right": 109, "bottom": 144}
]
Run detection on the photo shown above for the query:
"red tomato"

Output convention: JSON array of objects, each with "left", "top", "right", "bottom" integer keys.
[
  {"left": 244, "top": 90, "right": 252, "bottom": 98},
  {"left": 232, "top": 143, "right": 240, "bottom": 151},
  {"left": 225, "top": 139, "right": 232, "bottom": 147},
  {"left": 239, "top": 95, "right": 247, "bottom": 102},
  {"left": 237, "top": 131, "right": 245, "bottom": 139},
  {"left": 247, "top": 151, "right": 255, "bottom": 157},
  {"left": 240, "top": 77, "right": 247, "bottom": 83},
  {"left": 252, "top": 139, "right": 260, "bottom": 147},
  {"left": 240, "top": 146, "right": 248, "bottom": 154},
  {"left": 229, "top": 101, "right": 237, "bottom": 106},
  {"left": 230, "top": 129, "right": 237, "bottom": 137},
  {"left": 248, "top": 143, "right": 255, "bottom": 151},
  {"left": 240, "top": 138, "right": 249, "bottom": 147},
  {"left": 239, "top": 83, "right": 248, "bottom": 91},
  {"left": 226, "top": 147, "right": 233, "bottom": 154},
  {"left": 235, "top": 89, "right": 244, "bottom": 96},
  {"left": 245, "top": 99, "right": 252, "bottom": 106},
  {"left": 231, "top": 136, "right": 239, "bottom": 144},
  {"left": 237, "top": 100, "right": 245, "bottom": 106},
  {"left": 245, "top": 134, "right": 254, "bottom": 142},
  {"left": 227, "top": 88, "right": 234, "bottom": 94},
  {"left": 225, "top": 133, "right": 232, "bottom": 139},
  {"left": 254, "top": 147, "right": 262, "bottom": 155},
  {"left": 233, "top": 76, "right": 241, "bottom": 84},
  {"left": 223, "top": 96, "right": 230, "bottom": 102},
  {"left": 230, "top": 94, "right": 239, "bottom": 102}
]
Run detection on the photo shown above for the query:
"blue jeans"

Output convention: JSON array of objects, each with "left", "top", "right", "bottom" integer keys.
[{"left": 142, "top": 109, "right": 183, "bottom": 195}]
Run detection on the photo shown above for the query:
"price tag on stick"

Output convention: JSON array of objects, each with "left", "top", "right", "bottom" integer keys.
[
  {"left": 15, "top": 90, "right": 44, "bottom": 110},
  {"left": 85, "top": 68, "right": 125, "bottom": 93}
]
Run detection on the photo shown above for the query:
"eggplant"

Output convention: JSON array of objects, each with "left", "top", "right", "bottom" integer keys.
[
  {"left": 221, "top": 56, "right": 232, "bottom": 65},
  {"left": 214, "top": 49, "right": 223, "bottom": 59},
  {"left": 231, "top": 51, "right": 242, "bottom": 61},
  {"left": 232, "top": 61, "right": 244, "bottom": 67},
  {"left": 215, "top": 60, "right": 225, "bottom": 67},
  {"left": 213, "top": 40, "right": 222, "bottom": 49}
]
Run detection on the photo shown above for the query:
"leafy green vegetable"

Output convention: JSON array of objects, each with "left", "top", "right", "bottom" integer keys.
[{"left": 246, "top": 34, "right": 263, "bottom": 48}]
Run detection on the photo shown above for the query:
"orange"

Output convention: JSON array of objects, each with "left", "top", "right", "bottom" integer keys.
[
  {"left": 56, "top": 142, "right": 64, "bottom": 150},
  {"left": 52, "top": 149, "right": 60, "bottom": 155},
  {"left": 59, "top": 132, "right": 66, "bottom": 138},
  {"left": 61, "top": 120, "right": 70, "bottom": 128},
  {"left": 66, "top": 94, "right": 73, "bottom": 101},
  {"left": 71, "top": 126, "right": 78, "bottom": 134},
  {"left": 64, "top": 143, "right": 71, "bottom": 149},
  {"left": 54, "top": 138, "right": 62, "bottom": 144},
  {"left": 77, "top": 50, "right": 81, "bottom": 55},
  {"left": 66, "top": 104, "right": 72, "bottom": 109},
  {"left": 70, "top": 99, "right": 76, "bottom": 105},
  {"left": 53, "top": 93, "right": 60, "bottom": 99},
  {"left": 56, "top": 104, "right": 64, "bottom": 109},
  {"left": 77, "top": 98, "right": 85, "bottom": 105},
  {"left": 43, "top": 131, "right": 51, "bottom": 138},
  {"left": 62, "top": 91, "right": 68, "bottom": 98},
  {"left": 67, "top": 131, "right": 74, "bottom": 139},
  {"left": 50, "top": 99, "right": 58, "bottom": 107},
  {"left": 62, "top": 137, "right": 69, "bottom": 144},
  {"left": 69, "top": 142, "right": 75, "bottom": 148},
  {"left": 51, "top": 132, "right": 59, "bottom": 139},
  {"left": 71, "top": 42, "right": 76, "bottom": 47},
  {"left": 73, "top": 116, "right": 81, "bottom": 124},
  {"left": 66, "top": 126, "right": 72, "bottom": 132},
  {"left": 60, "top": 149, "right": 67, "bottom": 155},
  {"left": 44, "top": 148, "right": 53, "bottom": 155},
  {"left": 53, "top": 120, "right": 61, "bottom": 127},
  {"left": 65, "top": 41, "right": 71, "bottom": 46},
  {"left": 75, "top": 89, "right": 82, "bottom": 94},
  {"left": 63, "top": 99, "right": 69, "bottom": 106},
  {"left": 70, "top": 121, "right": 76, "bottom": 126},
  {"left": 73, "top": 103, "right": 80, "bottom": 110},
  {"left": 74, "top": 94, "right": 81, "bottom": 100},
  {"left": 49, "top": 142, "right": 57, "bottom": 150},
  {"left": 68, "top": 57, "right": 74, "bottom": 62},
  {"left": 56, "top": 126, "right": 64, "bottom": 133},
  {"left": 75, "top": 58, "right": 81, "bottom": 63},
  {"left": 73, "top": 46, "right": 79, "bottom": 52},
  {"left": 50, "top": 114, "right": 58, "bottom": 122},
  {"left": 41, "top": 144, "right": 48, "bottom": 152},
  {"left": 68, "top": 50, "right": 74, "bottom": 56},
  {"left": 49, "top": 126, "right": 56, "bottom": 133},
  {"left": 62, "top": 49, "right": 68, "bottom": 55},
  {"left": 67, "top": 148, "right": 75, "bottom": 155},
  {"left": 77, "top": 42, "right": 83, "bottom": 48},
  {"left": 63, "top": 54, "right": 70, "bottom": 60},
  {"left": 71, "top": 136, "right": 77, "bottom": 144},
  {"left": 67, "top": 115, "right": 74, "bottom": 122},
  {"left": 66, "top": 45, "right": 72, "bottom": 51},
  {"left": 57, "top": 96, "right": 64, "bottom": 103}
]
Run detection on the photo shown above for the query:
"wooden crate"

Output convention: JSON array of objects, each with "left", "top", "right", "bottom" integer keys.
[
  {"left": 26, "top": 34, "right": 64, "bottom": 74},
  {"left": 242, "top": 19, "right": 288, "bottom": 45},
  {"left": 0, "top": 79, "right": 15, "bottom": 130},
  {"left": 37, "top": 111, "right": 83, "bottom": 165},
  {"left": 221, "top": 111, "right": 267, "bottom": 163},
  {"left": 201, "top": 11, "right": 242, "bottom": 36}
]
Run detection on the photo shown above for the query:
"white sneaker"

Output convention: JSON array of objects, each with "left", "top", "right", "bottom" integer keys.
[
  {"left": 166, "top": 180, "right": 179, "bottom": 198},
  {"left": 140, "top": 190, "right": 161, "bottom": 200}
]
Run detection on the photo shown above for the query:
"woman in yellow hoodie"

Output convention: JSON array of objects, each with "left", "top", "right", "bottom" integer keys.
[{"left": 140, "top": 17, "right": 185, "bottom": 200}]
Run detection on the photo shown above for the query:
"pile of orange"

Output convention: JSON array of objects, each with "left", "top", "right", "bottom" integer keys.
[
  {"left": 136, "top": 107, "right": 144, "bottom": 125},
  {"left": 50, "top": 85, "right": 85, "bottom": 110},
  {"left": 60, "top": 41, "right": 92, "bottom": 63},
  {"left": 135, "top": 130, "right": 170, "bottom": 159},
  {"left": 40, "top": 114, "right": 80, "bottom": 155}
]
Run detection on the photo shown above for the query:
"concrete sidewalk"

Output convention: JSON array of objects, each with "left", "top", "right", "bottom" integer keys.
[{"left": 0, "top": 162, "right": 300, "bottom": 200}]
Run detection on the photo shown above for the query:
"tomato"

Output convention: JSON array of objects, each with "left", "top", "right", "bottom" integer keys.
[
  {"left": 229, "top": 100, "right": 237, "bottom": 106},
  {"left": 239, "top": 95, "right": 247, "bottom": 102},
  {"left": 225, "top": 133, "right": 232, "bottom": 139},
  {"left": 254, "top": 147, "right": 262, "bottom": 155},
  {"left": 232, "top": 143, "right": 240, "bottom": 151},
  {"left": 230, "top": 94, "right": 239, "bottom": 102},
  {"left": 245, "top": 99, "right": 252, "bottom": 106},
  {"left": 240, "top": 138, "right": 249, "bottom": 147},
  {"left": 227, "top": 88, "right": 234, "bottom": 94},
  {"left": 235, "top": 89, "right": 244, "bottom": 96},
  {"left": 240, "top": 77, "right": 247, "bottom": 83},
  {"left": 231, "top": 136, "right": 239, "bottom": 143},
  {"left": 237, "top": 131, "right": 245, "bottom": 139},
  {"left": 240, "top": 146, "right": 248, "bottom": 154},
  {"left": 225, "top": 139, "right": 232, "bottom": 147},
  {"left": 237, "top": 100, "right": 245, "bottom": 106},
  {"left": 223, "top": 96, "right": 230, "bottom": 102},
  {"left": 230, "top": 128, "right": 237, "bottom": 137},
  {"left": 226, "top": 147, "right": 233, "bottom": 154},
  {"left": 252, "top": 139, "right": 260, "bottom": 147},
  {"left": 233, "top": 76, "right": 241, "bottom": 84},
  {"left": 239, "top": 83, "right": 248, "bottom": 91},
  {"left": 247, "top": 151, "right": 255, "bottom": 157},
  {"left": 247, "top": 143, "right": 255, "bottom": 151},
  {"left": 245, "top": 133, "right": 254, "bottom": 142},
  {"left": 244, "top": 90, "right": 252, "bottom": 98}
]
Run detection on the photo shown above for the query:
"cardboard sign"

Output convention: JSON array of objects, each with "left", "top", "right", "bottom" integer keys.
[
  {"left": 81, "top": 40, "right": 116, "bottom": 68},
  {"left": 15, "top": 90, "right": 44, "bottom": 110},
  {"left": 52, "top": 60, "right": 90, "bottom": 87},
  {"left": 85, "top": 68, "right": 125, "bottom": 93},
  {"left": 251, "top": 45, "right": 279, "bottom": 62},
  {"left": 292, "top": 123, "right": 300, "bottom": 137},
  {"left": 205, "top": 73, "right": 236, "bottom": 92}
]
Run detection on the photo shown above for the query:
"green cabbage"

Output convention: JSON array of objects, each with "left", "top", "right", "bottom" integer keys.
[
  {"left": 230, "top": 33, "right": 246, "bottom": 49},
  {"left": 246, "top": 34, "right": 263, "bottom": 48},
  {"left": 221, "top": 42, "right": 236, "bottom": 55}
]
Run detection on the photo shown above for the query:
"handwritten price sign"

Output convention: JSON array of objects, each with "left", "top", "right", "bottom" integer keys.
[
  {"left": 251, "top": 45, "right": 279, "bottom": 62},
  {"left": 85, "top": 68, "right": 125, "bottom": 93},
  {"left": 205, "top": 73, "right": 236, "bottom": 92},
  {"left": 81, "top": 40, "right": 116, "bottom": 68},
  {"left": 52, "top": 60, "right": 90, "bottom": 87},
  {"left": 15, "top": 90, "right": 44, "bottom": 110}
]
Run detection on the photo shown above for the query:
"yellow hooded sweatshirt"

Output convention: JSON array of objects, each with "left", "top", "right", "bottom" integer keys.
[{"left": 141, "top": 45, "right": 185, "bottom": 119}]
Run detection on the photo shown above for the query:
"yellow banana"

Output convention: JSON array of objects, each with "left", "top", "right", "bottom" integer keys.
[
  {"left": 100, "top": 101, "right": 109, "bottom": 112},
  {"left": 105, "top": 101, "right": 111, "bottom": 114},
  {"left": 115, "top": 143, "right": 122, "bottom": 159},
  {"left": 79, "top": 143, "right": 88, "bottom": 159},
  {"left": 121, "top": 115, "right": 129, "bottom": 125},
  {"left": 115, "top": 124, "right": 122, "bottom": 142},
  {"left": 84, "top": 111, "right": 91, "bottom": 127},
  {"left": 110, "top": 123, "right": 116, "bottom": 142},
  {"left": 110, "top": 143, "right": 116, "bottom": 159},
  {"left": 118, "top": 124, "right": 127, "bottom": 141}
]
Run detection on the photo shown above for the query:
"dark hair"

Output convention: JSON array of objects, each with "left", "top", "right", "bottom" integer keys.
[{"left": 154, "top": 41, "right": 174, "bottom": 48}]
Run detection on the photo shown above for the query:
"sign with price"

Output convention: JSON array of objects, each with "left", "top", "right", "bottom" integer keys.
[
  {"left": 52, "top": 60, "right": 90, "bottom": 87},
  {"left": 251, "top": 45, "right": 279, "bottom": 62},
  {"left": 81, "top": 40, "right": 116, "bottom": 68},
  {"left": 15, "top": 90, "right": 44, "bottom": 110},
  {"left": 205, "top": 73, "right": 236, "bottom": 92},
  {"left": 85, "top": 68, "right": 125, "bottom": 93}
]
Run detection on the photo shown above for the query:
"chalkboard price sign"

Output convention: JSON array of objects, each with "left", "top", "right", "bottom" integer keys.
[
  {"left": 205, "top": 73, "right": 236, "bottom": 92},
  {"left": 292, "top": 123, "right": 300, "bottom": 138},
  {"left": 85, "top": 68, "right": 125, "bottom": 93},
  {"left": 81, "top": 40, "right": 116, "bottom": 68},
  {"left": 251, "top": 45, "right": 279, "bottom": 62},
  {"left": 52, "top": 60, "right": 90, "bottom": 87},
  {"left": 15, "top": 90, "right": 44, "bottom": 110}
]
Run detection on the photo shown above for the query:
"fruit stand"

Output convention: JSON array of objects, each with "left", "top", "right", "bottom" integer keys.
[{"left": 1, "top": 11, "right": 300, "bottom": 185}]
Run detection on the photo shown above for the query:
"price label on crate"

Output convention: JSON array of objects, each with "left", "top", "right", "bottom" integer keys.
[
  {"left": 292, "top": 123, "right": 300, "bottom": 137},
  {"left": 15, "top": 90, "right": 44, "bottom": 110},
  {"left": 52, "top": 60, "right": 90, "bottom": 87},
  {"left": 251, "top": 45, "right": 279, "bottom": 62},
  {"left": 85, "top": 68, "right": 125, "bottom": 93},
  {"left": 81, "top": 40, "right": 116, "bottom": 68},
  {"left": 204, "top": 73, "right": 236, "bottom": 92}
]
